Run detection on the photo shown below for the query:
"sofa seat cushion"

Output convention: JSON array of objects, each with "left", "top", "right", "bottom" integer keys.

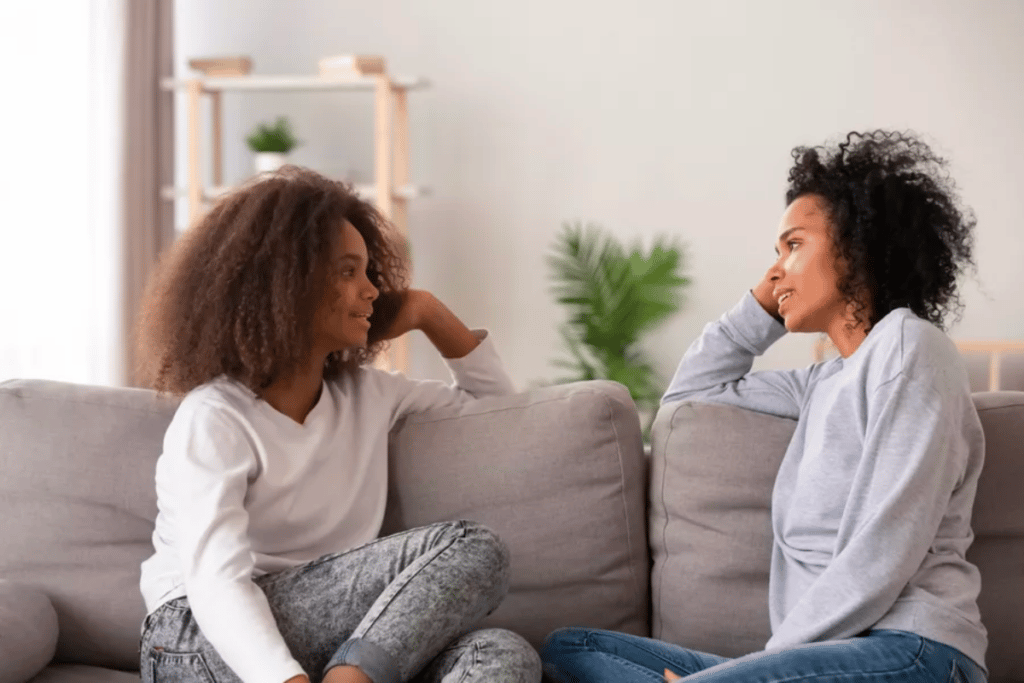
[
  {"left": 0, "top": 580, "right": 60, "bottom": 683},
  {"left": 381, "top": 380, "right": 650, "bottom": 648}
]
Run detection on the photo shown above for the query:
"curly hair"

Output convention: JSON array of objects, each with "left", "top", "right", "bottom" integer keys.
[
  {"left": 785, "top": 130, "right": 975, "bottom": 330},
  {"left": 137, "top": 165, "right": 409, "bottom": 395}
]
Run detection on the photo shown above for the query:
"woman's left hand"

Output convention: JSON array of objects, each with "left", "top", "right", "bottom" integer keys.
[
  {"left": 368, "top": 288, "right": 481, "bottom": 359},
  {"left": 370, "top": 289, "right": 433, "bottom": 342}
]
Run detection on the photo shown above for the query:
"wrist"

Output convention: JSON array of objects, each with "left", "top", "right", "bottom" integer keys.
[{"left": 411, "top": 290, "right": 440, "bottom": 333}]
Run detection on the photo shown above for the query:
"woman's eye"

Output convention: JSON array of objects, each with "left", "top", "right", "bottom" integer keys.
[{"left": 788, "top": 241, "right": 800, "bottom": 251}]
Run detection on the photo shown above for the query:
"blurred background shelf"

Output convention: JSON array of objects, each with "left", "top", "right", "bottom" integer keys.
[{"left": 160, "top": 183, "right": 429, "bottom": 205}]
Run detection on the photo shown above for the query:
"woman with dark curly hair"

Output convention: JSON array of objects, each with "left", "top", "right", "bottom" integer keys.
[
  {"left": 136, "top": 166, "right": 540, "bottom": 683},
  {"left": 541, "top": 131, "right": 987, "bottom": 682}
]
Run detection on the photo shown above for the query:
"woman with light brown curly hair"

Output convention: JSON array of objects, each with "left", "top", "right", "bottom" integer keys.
[{"left": 135, "top": 166, "right": 540, "bottom": 683}]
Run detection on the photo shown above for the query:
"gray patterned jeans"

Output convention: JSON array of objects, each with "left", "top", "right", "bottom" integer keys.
[{"left": 139, "top": 520, "right": 541, "bottom": 683}]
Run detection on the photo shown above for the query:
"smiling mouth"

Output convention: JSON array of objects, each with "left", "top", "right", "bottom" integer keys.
[{"left": 778, "top": 292, "right": 793, "bottom": 306}]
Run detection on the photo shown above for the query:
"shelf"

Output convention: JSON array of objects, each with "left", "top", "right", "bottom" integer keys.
[
  {"left": 161, "top": 75, "right": 429, "bottom": 92},
  {"left": 161, "top": 183, "right": 428, "bottom": 202}
]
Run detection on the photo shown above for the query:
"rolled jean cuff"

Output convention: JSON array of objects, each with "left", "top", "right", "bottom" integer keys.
[{"left": 323, "top": 637, "right": 400, "bottom": 683}]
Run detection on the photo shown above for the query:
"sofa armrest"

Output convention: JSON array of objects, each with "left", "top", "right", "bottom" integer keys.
[
  {"left": 0, "top": 579, "right": 59, "bottom": 683},
  {"left": 381, "top": 380, "right": 650, "bottom": 648}
]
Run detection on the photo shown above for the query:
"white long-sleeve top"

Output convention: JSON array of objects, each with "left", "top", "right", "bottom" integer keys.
[
  {"left": 663, "top": 293, "right": 987, "bottom": 670},
  {"left": 140, "top": 330, "right": 515, "bottom": 683}
]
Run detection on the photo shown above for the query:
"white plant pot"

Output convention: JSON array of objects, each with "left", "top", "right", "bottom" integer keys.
[{"left": 254, "top": 152, "right": 288, "bottom": 174}]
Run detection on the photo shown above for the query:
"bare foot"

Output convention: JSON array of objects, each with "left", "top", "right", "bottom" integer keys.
[{"left": 323, "top": 665, "right": 372, "bottom": 683}]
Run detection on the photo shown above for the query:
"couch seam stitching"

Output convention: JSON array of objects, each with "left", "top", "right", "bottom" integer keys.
[{"left": 603, "top": 390, "right": 647, "bottom": 624}]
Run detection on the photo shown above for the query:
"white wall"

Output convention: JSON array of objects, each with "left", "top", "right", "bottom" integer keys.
[{"left": 174, "top": 0, "right": 1024, "bottom": 388}]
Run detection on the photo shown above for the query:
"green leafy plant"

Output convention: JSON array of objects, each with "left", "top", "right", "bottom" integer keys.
[
  {"left": 548, "top": 221, "right": 689, "bottom": 437},
  {"left": 245, "top": 116, "right": 300, "bottom": 153}
]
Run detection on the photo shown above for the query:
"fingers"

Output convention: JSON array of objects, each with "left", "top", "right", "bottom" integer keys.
[{"left": 664, "top": 668, "right": 682, "bottom": 682}]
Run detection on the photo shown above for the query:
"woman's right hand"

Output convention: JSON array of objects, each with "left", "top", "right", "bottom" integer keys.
[{"left": 751, "top": 266, "right": 783, "bottom": 323}]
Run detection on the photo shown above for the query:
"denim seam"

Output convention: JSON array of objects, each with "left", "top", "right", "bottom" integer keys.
[
  {"left": 148, "top": 649, "right": 216, "bottom": 683},
  {"left": 585, "top": 630, "right": 698, "bottom": 674},
  {"left": 351, "top": 522, "right": 468, "bottom": 641},
  {"left": 583, "top": 650, "right": 666, "bottom": 683},
  {"left": 258, "top": 521, "right": 466, "bottom": 589},
  {"left": 456, "top": 640, "right": 482, "bottom": 683},
  {"left": 723, "top": 637, "right": 926, "bottom": 683}
]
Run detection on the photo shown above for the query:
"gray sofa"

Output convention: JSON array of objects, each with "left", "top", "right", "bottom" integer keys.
[{"left": 1, "top": 378, "right": 1022, "bottom": 683}]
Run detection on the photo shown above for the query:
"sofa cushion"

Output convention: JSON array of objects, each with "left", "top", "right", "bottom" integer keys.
[
  {"left": 0, "top": 379, "right": 178, "bottom": 670},
  {"left": 648, "top": 401, "right": 792, "bottom": 657},
  {"left": 25, "top": 665, "right": 140, "bottom": 683},
  {"left": 0, "top": 580, "right": 59, "bottom": 683},
  {"left": 381, "top": 380, "right": 650, "bottom": 648},
  {"left": 966, "top": 391, "right": 1024, "bottom": 683}
]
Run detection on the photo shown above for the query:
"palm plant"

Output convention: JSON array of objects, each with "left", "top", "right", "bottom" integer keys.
[{"left": 548, "top": 221, "right": 689, "bottom": 437}]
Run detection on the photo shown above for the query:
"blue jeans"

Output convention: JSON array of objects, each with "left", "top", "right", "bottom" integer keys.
[
  {"left": 540, "top": 628, "right": 986, "bottom": 683},
  {"left": 140, "top": 521, "right": 541, "bottom": 683}
]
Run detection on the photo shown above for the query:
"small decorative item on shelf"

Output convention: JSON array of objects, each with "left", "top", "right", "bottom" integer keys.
[
  {"left": 187, "top": 55, "right": 252, "bottom": 77},
  {"left": 319, "top": 54, "right": 386, "bottom": 78},
  {"left": 245, "top": 117, "right": 300, "bottom": 173}
]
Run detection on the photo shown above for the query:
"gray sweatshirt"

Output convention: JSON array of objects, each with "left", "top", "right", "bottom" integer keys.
[{"left": 663, "top": 292, "right": 987, "bottom": 670}]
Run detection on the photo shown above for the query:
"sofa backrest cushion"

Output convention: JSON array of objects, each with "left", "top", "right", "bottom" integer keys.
[
  {"left": 648, "top": 401, "right": 791, "bottom": 657},
  {"left": 965, "top": 391, "right": 1024, "bottom": 682},
  {"left": 381, "top": 380, "right": 650, "bottom": 648},
  {"left": 650, "top": 392, "right": 1024, "bottom": 683},
  {"left": 0, "top": 379, "right": 178, "bottom": 670}
]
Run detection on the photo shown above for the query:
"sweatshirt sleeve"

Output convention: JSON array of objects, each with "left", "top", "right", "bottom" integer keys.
[
  {"left": 381, "top": 329, "right": 516, "bottom": 426},
  {"left": 157, "top": 401, "right": 306, "bottom": 683},
  {"left": 661, "top": 292, "right": 815, "bottom": 419},
  {"left": 765, "top": 369, "right": 973, "bottom": 649}
]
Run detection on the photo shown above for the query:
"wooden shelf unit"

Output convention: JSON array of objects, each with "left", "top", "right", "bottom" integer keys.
[{"left": 160, "top": 70, "right": 430, "bottom": 373}]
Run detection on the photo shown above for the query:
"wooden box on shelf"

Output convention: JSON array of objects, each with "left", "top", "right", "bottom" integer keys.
[
  {"left": 318, "top": 54, "right": 386, "bottom": 78},
  {"left": 188, "top": 55, "right": 253, "bottom": 77}
]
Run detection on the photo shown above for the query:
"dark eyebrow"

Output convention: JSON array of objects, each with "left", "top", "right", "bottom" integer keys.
[
  {"left": 338, "top": 253, "right": 367, "bottom": 264},
  {"left": 774, "top": 227, "right": 805, "bottom": 255}
]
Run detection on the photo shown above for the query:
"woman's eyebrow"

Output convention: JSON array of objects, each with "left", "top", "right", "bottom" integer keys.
[{"left": 339, "top": 253, "right": 367, "bottom": 264}]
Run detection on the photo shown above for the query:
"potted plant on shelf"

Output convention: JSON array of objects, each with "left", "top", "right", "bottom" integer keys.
[
  {"left": 245, "top": 116, "right": 300, "bottom": 173},
  {"left": 547, "top": 221, "right": 690, "bottom": 441}
]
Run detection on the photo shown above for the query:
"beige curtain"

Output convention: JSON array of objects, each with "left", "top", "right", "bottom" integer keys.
[{"left": 122, "top": 0, "right": 174, "bottom": 386}]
